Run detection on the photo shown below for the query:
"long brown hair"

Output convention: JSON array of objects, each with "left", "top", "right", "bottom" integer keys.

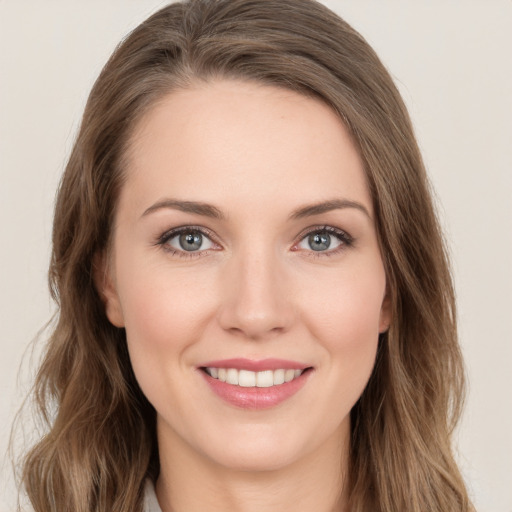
[{"left": 18, "top": 1, "right": 473, "bottom": 510}]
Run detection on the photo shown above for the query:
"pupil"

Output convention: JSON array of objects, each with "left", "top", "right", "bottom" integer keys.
[
  {"left": 309, "top": 232, "right": 330, "bottom": 251},
  {"left": 179, "top": 232, "right": 202, "bottom": 251}
]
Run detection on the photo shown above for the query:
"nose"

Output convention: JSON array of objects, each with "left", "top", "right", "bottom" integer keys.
[{"left": 217, "top": 248, "right": 295, "bottom": 340}]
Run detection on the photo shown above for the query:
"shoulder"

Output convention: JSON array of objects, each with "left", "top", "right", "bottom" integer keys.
[{"left": 143, "top": 479, "right": 162, "bottom": 512}]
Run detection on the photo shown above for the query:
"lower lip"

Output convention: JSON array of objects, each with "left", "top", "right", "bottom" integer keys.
[{"left": 200, "top": 369, "right": 312, "bottom": 409}]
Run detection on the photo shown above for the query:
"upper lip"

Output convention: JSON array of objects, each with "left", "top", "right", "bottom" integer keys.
[{"left": 199, "top": 358, "right": 310, "bottom": 372}]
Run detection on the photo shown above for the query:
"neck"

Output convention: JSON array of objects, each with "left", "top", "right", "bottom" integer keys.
[{"left": 155, "top": 419, "right": 350, "bottom": 512}]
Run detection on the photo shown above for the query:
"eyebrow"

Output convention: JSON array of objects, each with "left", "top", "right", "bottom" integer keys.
[
  {"left": 289, "top": 199, "right": 371, "bottom": 220},
  {"left": 141, "top": 199, "right": 225, "bottom": 219},
  {"left": 141, "top": 197, "right": 371, "bottom": 221}
]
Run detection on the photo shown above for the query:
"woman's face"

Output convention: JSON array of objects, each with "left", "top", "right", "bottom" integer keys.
[{"left": 101, "top": 80, "right": 390, "bottom": 472}]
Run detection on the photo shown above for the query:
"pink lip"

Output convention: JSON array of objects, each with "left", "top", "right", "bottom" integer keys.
[
  {"left": 199, "top": 358, "right": 309, "bottom": 371},
  {"left": 198, "top": 359, "right": 313, "bottom": 410}
]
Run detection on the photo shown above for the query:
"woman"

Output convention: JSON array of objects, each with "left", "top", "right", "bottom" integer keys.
[{"left": 18, "top": 0, "right": 474, "bottom": 511}]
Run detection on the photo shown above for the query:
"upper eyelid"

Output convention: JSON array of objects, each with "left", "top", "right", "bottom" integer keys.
[
  {"left": 158, "top": 225, "right": 218, "bottom": 244},
  {"left": 295, "top": 225, "right": 353, "bottom": 242}
]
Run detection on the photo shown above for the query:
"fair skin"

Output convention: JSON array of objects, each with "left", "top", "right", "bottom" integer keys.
[{"left": 99, "top": 80, "right": 390, "bottom": 512}]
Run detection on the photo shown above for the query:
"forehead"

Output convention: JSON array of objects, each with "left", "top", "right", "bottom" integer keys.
[{"left": 121, "top": 80, "right": 372, "bottom": 219}]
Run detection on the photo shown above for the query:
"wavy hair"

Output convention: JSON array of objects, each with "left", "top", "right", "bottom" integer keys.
[{"left": 18, "top": 0, "right": 473, "bottom": 510}]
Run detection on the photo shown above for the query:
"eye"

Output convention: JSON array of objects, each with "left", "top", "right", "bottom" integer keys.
[
  {"left": 295, "top": 226, "right": 352, "bottom": 254},
  {"left": 159, "top": 227, "right": 217, "bottom": 253}
]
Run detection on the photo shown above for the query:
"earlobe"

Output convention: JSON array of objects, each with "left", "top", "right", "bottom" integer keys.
[
  {"left": 92, "top": 251, "right": 125, "bottom": 328},
  {"left": 379, "top": 293, "right": 392, "bottom": 333}
]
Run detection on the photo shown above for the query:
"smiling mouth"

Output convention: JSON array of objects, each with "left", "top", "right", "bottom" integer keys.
[{"left": 201, "top": 367, "right": 311, "bottom": 387}]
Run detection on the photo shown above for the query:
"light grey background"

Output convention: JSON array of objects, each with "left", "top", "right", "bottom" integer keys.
[{"left": 1, "top": 1, "right": 511, "bottom": 511}]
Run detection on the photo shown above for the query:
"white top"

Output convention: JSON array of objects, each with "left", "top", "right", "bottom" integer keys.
[{"left": 143, "top": 480, "right": 163, "bottom": 512}]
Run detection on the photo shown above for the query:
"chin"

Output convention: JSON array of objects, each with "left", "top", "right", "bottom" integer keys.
[
  {"left": 207, "top": 440, "right": 304, "bottom": 473},
  {"left": 196, "top": 418, "right": 346, "bottom": 474}
]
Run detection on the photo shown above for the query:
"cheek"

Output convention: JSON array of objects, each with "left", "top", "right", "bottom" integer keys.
[
  {"left": 286, "top": 261, "right": 385, "bottom": 441},
  {"left": 116, "top": 258, "right": 217, "bottom": 374},
  {"left": 305, "top": 262, "right": 385, "bottom": 335},
  {"left": 300, "top": 261, "right": 385, "bottom": 381}
]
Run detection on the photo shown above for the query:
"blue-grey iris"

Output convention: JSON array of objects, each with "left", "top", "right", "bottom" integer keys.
[
  {"left": 179, "top": 232, "right": 203, "bottom": 251},
  {"left": 308, "top": 232, "right": 331, "bottom": 251}
]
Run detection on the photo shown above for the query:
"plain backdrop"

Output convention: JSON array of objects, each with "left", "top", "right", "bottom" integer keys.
[{"left": 1, "top": 1, "right": 511, "bottom": 511}]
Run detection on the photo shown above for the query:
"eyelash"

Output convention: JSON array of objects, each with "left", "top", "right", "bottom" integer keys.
[
  {"left": 155, "top": 225, "right": 354, "bottom": 259},
  {"left": 293, "top": 225, "right": 354, "bottom": 259},
  {"left": 156, "top": 225, "right": 219, "bottom": 259}
]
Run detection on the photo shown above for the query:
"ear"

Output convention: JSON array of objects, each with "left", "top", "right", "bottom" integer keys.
[
  {"left": 92, "top": 251, "right": 125, "bottom": 328},
  {"left": 378, "top": 290, "right": 392, "bottom": 333}
]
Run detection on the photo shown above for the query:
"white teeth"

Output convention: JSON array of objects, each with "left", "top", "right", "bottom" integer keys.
[
  {"left": 256, "top": 370, "right": 274, "bottom": 388},
  {"left": 239, "top": 370, "right": 256, "bottom": 387},
  {"left": 205, "top": 367, "right": 306, "bottom": 387},
  {"left": 273, "top": 369, "right": 285, "bottom": 385},
  {"left": 226, "top": 368, "right": 238, "bottom": 385},
  {"left": 284, "top": 369, "right": 295, "bottom": 382}
]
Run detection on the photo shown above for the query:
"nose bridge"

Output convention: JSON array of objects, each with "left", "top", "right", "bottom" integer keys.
[{"left": 217, "top": 242, "right": 294, "bottom": 339}]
